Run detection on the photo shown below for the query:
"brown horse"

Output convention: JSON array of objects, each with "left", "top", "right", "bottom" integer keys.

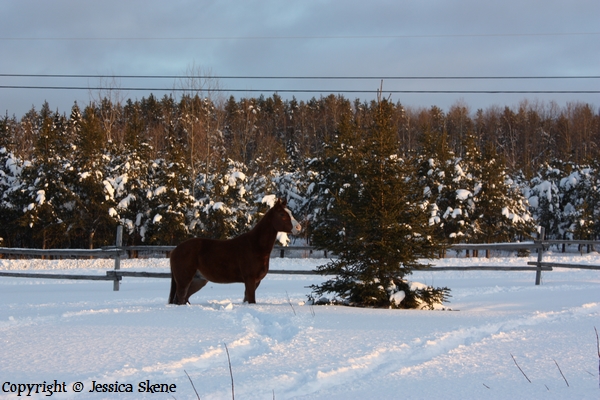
[{"left": 168, "top": 198, "right": 301, "bottom": 305}]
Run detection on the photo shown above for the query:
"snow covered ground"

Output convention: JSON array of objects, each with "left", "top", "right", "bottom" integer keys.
[{"left": 1, "top": 252, "right": 599, "bottom": 399}]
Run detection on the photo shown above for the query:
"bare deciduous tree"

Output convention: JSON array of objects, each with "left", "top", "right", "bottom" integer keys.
[
  {"left": 175, "top": 64, "right": 225, "bottom": 196},
  {"left": 89, "top": 75, "right": 126, "bottom": 145}
]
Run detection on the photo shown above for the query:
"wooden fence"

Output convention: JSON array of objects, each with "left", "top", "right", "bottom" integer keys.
[{"left": 1, "top": 226, "right": 599, "bottom": 290}]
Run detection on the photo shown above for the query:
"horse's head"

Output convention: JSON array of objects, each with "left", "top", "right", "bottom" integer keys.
[{"left": 270, "top": 198, "right": 302, "bottom": 235}]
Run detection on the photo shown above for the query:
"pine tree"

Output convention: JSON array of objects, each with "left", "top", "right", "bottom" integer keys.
[
  {"left": 0, "top": 114, "right": 14, "bottom": 150},
  {"left": 143, "top": 157, "right": 195, "bottom": 245},
  {"left": 467, "top": 139, "right": 535, "bottom": 244},
  {"left": 66, "top": 104, "right": 116, "bottom": 248},
  {"left": 104, "top": 107, "right": 154, "bottom": 245},
  {"left": 310, "top": 100, "right": 447, "bottom": 308},
  {"left": 526, "top": 162, "right": 563, "bottom": 239},
  {"left": 587, "top": 162, "right": 600, "bottom": 240},
  {"left": 561, "top": 163, "right": 598, "bottom": 241},
  {"left": 140, "top": 118, "right": 199, "bottom": 245},
  {"left": 14, "top": 104, "right": 78, "bottom": 248},
  {"left": 415, "top": 127, "right": 474, "bottom": 250},
  {"left": 0, "top": 121, "right": 23, "bottom": 246},
  {"left": 194, "top": 158, "right": 256, "bottom": 240}
]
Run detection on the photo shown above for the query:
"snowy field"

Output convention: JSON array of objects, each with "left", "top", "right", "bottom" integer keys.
[{"left": 1, "top": 252, "right": 599, "bottom": 399}]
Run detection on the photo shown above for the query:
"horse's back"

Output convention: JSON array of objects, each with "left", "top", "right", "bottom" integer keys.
[
  {"left": 170, "top": 236, "right": 247, "bottom": 283},
  {"left": 170, "top": 237, "right": 221, "bottom": 266}
]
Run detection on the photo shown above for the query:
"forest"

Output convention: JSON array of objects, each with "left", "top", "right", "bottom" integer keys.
[{"left": 1, "top": 91, "right": 599, "bottom": 250}]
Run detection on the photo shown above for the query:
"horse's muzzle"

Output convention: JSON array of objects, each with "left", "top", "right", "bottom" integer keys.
[{"left": 291, "top": 220, "right": 302, "bottom": 235}]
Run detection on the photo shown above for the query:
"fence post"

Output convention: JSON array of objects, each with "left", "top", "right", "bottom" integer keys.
[
  {"left": 113, "top": 225, "right": 123, "bottom": 291},
  {"left": 535, "top": 227, "right": 545, "bottom": 285}
]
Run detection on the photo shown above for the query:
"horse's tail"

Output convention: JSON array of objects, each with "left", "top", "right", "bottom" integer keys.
[{"left": 168, "top": 275, "right": 177, "bottom": 304}]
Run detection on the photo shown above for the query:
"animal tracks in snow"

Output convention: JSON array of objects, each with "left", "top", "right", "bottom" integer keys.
[
  {"left": 3, "top": 261, "right": 599, "bottom": 399},
  {"left": 218, "top": 301, "right": 600, "bottom": 398},
  {"left": 109, "top": 299, "right": 599, "bottom": 399}
]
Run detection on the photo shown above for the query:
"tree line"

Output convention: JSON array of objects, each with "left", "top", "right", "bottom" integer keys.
[
  {"left": 4, "top": 94, "right": 599, "bottom": 176},
  {"left": 0, "top": 93, "right": 599, "bottom": 250}
]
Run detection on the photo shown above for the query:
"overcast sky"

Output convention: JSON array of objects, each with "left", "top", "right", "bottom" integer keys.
[{"left": 1, "top": 0, "right": 598, "bottom": 117}]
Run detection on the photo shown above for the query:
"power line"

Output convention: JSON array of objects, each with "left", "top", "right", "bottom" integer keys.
[
  {"left": 1, "top": 32, "right": 598, "bottom": 41},
  {"left": 1, "top": 74, "right": 598, "bottom": 80},
  {"left": 0, "top": 86, "right": 597, "bottom": 94},
  {"left": 2, "top": 75, "right": 597, "bottom": 94}
]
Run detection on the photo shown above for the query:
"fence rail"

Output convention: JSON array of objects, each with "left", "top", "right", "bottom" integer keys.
[
  {"left": 527, "top": 261, "right": 600, "bottom": 270},
  {"left": 0, "top": 271, "right": 119, "bottom": 281},
  {"left": 0, "top": 245, "right": 321, "bottom": 259},
  {"left": 1, "top": 226, "right": 599, "bottom": 289},
  {"left": 450, "top": 242, "right": 539, "bottom": 251},
  {"left": 0, "top": 247, "right": 124, "bottom": 258},
  {"left": 420, "top": 266, "right": 554, "bottom": 271}
]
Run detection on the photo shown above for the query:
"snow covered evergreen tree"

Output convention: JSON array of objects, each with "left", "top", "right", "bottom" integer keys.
[
  {"left": 142, "top": 158, "right": 195, "bottom": 244},
  {"left": 0, "top": 120, "right": 24, "bottom": 246},
  {"left": 310, "top": 99, "right": 447, "bottom": 308},
  {"left": 195, "top": 159, "right": 257, "bottom": 240},
  {"left": 65, "top": 104, "right": 116, "bottom": 248},
  {"left": 415, "top": 127, "right": 474, "bottom": 250},
  {"left": 585, "top": 162, "right": 600, "bottom": 240},
  {"left": 525, "top": 163, "right": 563, "bottom": 239},
  {"left": 465, "top": 137, "right": 535, "bottom": 244},
  {"left": 558, "top": 163, "right": 598, "bottom": 240},
  {"left": 104, "top": 103, "right": 155, "bottom": 245},
  {"left": 14, "top": 104, "right": 79, "bottom": 248}
]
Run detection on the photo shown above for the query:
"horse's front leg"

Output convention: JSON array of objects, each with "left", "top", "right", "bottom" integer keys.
[{"left": 243, "top": 279, "right": 259, "bottom": 304}]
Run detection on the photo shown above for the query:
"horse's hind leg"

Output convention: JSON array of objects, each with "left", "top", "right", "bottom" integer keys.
[
  {"left": 243, "top": 279, "right": 259, "bottom": 304},
  {"left": 169, "top": 275, "right": 190, "bottom": 305},
  {"left": 168, "top": 277, "right": 178, "bottom": 304},
  {"left": 184, "top": 273, "right": 208, "bottom": 304}
]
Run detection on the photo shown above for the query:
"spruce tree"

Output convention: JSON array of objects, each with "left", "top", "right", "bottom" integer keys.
[
  {"left": 310, "top": 99, "right": 447, "bottom": 308},
  {"left": 17, "top": 104, "right": 75, "bottom": 248},
  {"left": 194, "top": 158, "right": 256, "bottom": 240},
  {"left": 144, "top": 118, "right": 198, "bottom": 245},
  {"left": 526, "top": 163, "right": 563, "bottom": 239},
  {"left": 465, "top": 138, "right": 535, "bottom": 244},
  {"left": 416, "top": 127, "right": 474, "bottom": 250},
  {"left": 0, "top": 121, "right": 22, "bottom": 246},
  {"left": 143, "top": 158, "right": 195, "bottom": 245},
  {"left": 104, "top": 104, "right": 154, "bottom": 245},
  {"left": 586, "top": 162, "right": 600, "bottom": 240},
  {"left": 560, "top": 163, "right": 597, "bottom": 241},
  {"left": 67, "top": 104, "right": 116, "bottom": 248}
]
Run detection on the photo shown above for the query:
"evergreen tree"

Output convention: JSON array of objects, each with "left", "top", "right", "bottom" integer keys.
[
  {"left": 16, "top": 104, "right": 76, "bottom": 248},
  {"left": 0, "top": 142, "right": 23, "bottom": 246},
  {"left": 310, "top": 100, "right": 447, "bottom": 308},
  {"left": 104, "top": 117, "right": 154, "bottom": 245},
  {"left": 587, "top": 163, "right": 600, "bottom": 240},
  {"left": 143, "top": 158, "right": 195, "bottom": 244},
  {"left": 143, "top": 129, "right": 195, "bottom": 245},
  {"left": 66, "top": 104, "right": 116, "bottom": 248},
  {"left": 466, "top": 139, "right": 535, "bottom": 244},
  {"left": 525, "top": 162, "right": 563, "bottom": 239},
  {"left": 415, "top": 127, "right": 474, "bottom": 249},
  {"left": 195, "top": 159, "right": 256, "bottom": 240},
  {"left": 560, "top": 163, "right": 598, "bottom": 240},
  {"left": 0, "top": 114, "right": 14, "bottom": 150}
]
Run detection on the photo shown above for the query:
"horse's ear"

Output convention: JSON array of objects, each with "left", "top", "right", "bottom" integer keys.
[{"left": 279, "top": 198, "right": 287, "bottom": 207}]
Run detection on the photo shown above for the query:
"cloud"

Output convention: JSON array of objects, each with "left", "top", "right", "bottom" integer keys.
[{"left": 1, "top": 0, "right": 598, "bottom": 116}]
